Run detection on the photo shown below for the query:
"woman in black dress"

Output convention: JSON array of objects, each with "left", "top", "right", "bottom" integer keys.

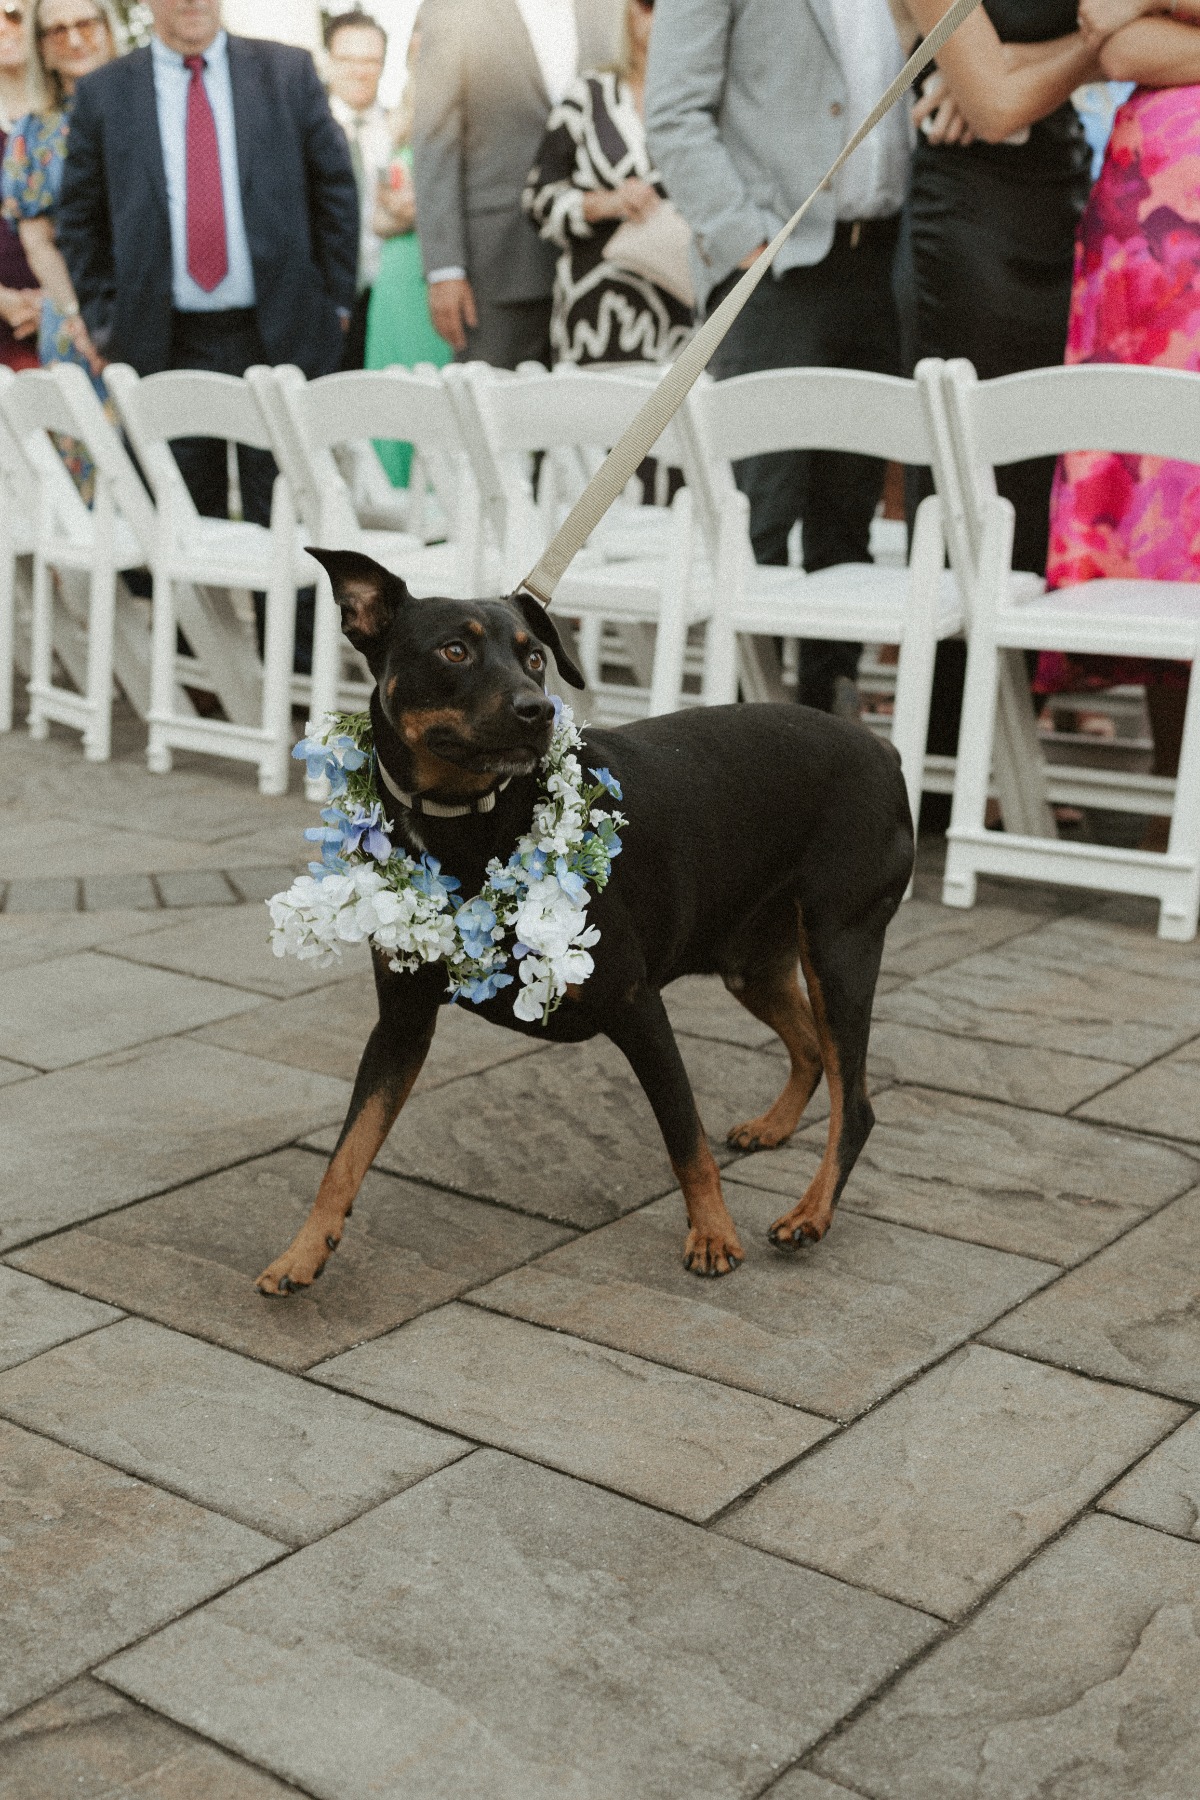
[
  {"left": 522, "top": 0, "right": 692, "bottom": 370},
  {"left": 897, "top": 0, "right": 1101, "bottom": 778}
]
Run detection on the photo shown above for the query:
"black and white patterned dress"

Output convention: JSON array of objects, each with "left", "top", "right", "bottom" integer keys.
[{"left": 524, "top": 71, "right": 693, "bottom": 368}]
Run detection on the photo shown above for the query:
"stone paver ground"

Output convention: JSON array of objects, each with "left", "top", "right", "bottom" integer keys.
[{"left": 4, "top": 718, "right": 1200, "bottom": 1798}]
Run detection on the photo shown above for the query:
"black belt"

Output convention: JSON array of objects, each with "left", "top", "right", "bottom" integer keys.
[{"left": 833, "top": 215, "right": 900, "bottom": 250}]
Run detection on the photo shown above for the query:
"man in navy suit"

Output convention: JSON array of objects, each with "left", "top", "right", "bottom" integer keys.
[{"left": 57, "top": 0, "right": 358, "bottom": 532}]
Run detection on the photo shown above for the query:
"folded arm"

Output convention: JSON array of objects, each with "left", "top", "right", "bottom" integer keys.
[
  {"left": 1099, "top": 14, "right": 1200, "bottom": 81},
  {"left": 906, "top": 0, "right": 1101, "bottom": 143}
]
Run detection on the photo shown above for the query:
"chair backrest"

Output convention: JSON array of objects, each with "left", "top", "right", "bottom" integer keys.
[
  {"left": 105, "top": 363, "right": 274, "bottom": 529},
  {"left": 0, "top": 366, "right": 37, "bottom": 525},
  {"left": 0, "top": 365, "right": 158, "bottom": 556},
  {"left": 943, "top": 358, "right": 1200, "bottom": 571}
]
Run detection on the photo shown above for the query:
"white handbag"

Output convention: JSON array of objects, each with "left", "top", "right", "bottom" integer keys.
[{"left": 605, "top": 200, "right": 696, "bottom": 310}]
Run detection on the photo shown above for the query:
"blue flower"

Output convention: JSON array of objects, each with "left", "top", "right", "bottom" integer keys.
[
  {"left": 590, "top": 766, "right": 622, "bottom": 800},
  {"left": 523, "top": 848, "right": 548, "bottom": 881},
  {"left": 291, "top": 732, "right": 366, "bottom": 797},
  {"left": 336, "top": 802, "right": 392, "bottom": 863},
  {"left": 411, "top": 855, "right": 461, "bottom": 906},
  {"left": 454, "top": 896, "right": 498, "bottom": 959},
  {"left": 459, "top": 970, "right": 514, "bottom": 1004},
  {"left": 550, "top": 694, "right": 563, "bottom": 726},
  {"left": 553, "top": 857, "right": 588, "bottom": 904}
]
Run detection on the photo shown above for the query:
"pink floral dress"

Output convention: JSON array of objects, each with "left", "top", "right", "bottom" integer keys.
[{"left": 1038, "top": 84, "right": 1200, "bottom": 695}]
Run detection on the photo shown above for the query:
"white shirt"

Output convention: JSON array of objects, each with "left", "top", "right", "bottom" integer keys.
[
  {"left": 514, "top": 0, "right": 579, "bottom": 109},
  {"left": 827, "top": 0, "right": 911, "bottom": 222},
  {"left": 330, "top": 94, "right": 393, "bottom": 290}
]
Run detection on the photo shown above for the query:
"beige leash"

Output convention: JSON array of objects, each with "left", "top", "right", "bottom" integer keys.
[{"left": 519, "top": 0, "right": 982, "bottom": 606}]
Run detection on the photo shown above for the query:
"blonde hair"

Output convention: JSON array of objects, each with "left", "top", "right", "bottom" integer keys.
[{"left": 24, "top": 0, "right": 123, "bottom": 114}]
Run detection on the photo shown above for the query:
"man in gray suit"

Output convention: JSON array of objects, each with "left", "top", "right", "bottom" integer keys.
[
  {"left": 412, "top": 0, "right": 619, "bottom": 369},
  {"left": 646, "top": 0, "right": 911, "bottom": 714}
]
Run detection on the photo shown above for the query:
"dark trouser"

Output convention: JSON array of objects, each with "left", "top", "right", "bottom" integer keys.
[
  {"left": 339, "top": 287, "right": 371, "bottom": 371},
  {"left": 461, "top": 294, "right": 552, "bottom": 370},
  {"left": 708, "top": 216, "right": 902, "bottom": 711},
  {"left": 166, "top": 307, "right": 314, "bottom": 674}
]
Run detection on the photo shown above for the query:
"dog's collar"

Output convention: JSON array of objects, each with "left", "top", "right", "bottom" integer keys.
[{"left": 373, "top": 751, "right": 511, "bottom": 820}]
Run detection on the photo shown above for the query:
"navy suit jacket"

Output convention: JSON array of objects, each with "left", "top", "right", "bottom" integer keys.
[{"left": 58, "top": 36, "right": 359, "bottom": 377}]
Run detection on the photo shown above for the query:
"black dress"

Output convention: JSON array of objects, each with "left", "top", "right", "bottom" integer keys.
[{"left": 901, "top": 0, "right": 1093, "bottom": 771}]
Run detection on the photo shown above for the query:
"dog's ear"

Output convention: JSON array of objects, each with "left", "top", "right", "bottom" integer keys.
[
  {"left": 305, "top": 549, "right": 409, "bottom": 658},
  {"left": 513, "top": 588, "right": 586, "bottom": 690}
]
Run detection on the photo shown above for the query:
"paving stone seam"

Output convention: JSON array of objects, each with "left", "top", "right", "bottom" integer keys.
[
  {"left": 971, "top": 1332, "right": 1200, "bottom": 1410},
  {"left": 89, "top": 940, "right": 339, "bottom": 1000},
  {"left": 1062, "top": 1025, "right": 1200, "bottom": 1120},
  {"left": 857, "top": 1078, "right": 1200, "bottom": 1156},
  {"left": 0, "top": 1306, "right": 128, "bottom": 1378}
]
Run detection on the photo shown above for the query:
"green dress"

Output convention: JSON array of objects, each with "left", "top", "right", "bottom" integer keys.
[{"left": 364, "top": 149, "right": 452, "bottom": 487}]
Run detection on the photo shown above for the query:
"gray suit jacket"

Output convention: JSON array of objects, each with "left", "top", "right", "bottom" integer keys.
[
  {"left": 412, "top": 0, "right": 620, "bottom": 306},
  {"left": 645, "top": 0, "right": 852, "bottom": 310}
]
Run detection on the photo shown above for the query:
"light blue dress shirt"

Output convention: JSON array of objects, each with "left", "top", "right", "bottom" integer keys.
[{"left": 151, "top": 30, "right": 256, "bottom": 310}]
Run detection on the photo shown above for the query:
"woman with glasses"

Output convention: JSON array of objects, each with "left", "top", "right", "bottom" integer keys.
[
  {"left": 0, "top": 2, "right": 40, "bottom": 369},
  {"left": 0, "top": 0, "right": 120, "bottom": 386}
]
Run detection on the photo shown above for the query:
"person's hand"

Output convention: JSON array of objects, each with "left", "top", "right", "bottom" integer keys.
[
  {"left": 614, "top": 177, "right": 660, "bottom": 223},
  {"left": 912, "top": 71, "right": 976, "bottom": 145},
  {"left": 0, "top": 285, "right": 41, "bottom": 340},
  {"left": 65, "top": 311, "right": 105, "bottom": 376},
  {"left": 374, "top": 164, "right": 416, "bottom": 237},
  {"left": 1078, "top": 0, "right": 1154, "bottom": 45},
  {"left": 428, "top": 276, "right": 477, "bottom": 354}
]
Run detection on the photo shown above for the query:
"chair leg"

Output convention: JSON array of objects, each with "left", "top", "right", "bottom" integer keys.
[
  {"left": 27, "top": 550, "right": 52, "bottom": 740},
  {"left": 942, "top": 623, "right": 999, "bottom": 912},
  {"left": 83, "top": 479, "right": 116, "bottom": 762},
  {"left": 261, "top": 481, "right": 298, "bottom": 796},
  {"left": 890, "top": 494, "right": 943, "bottom": 850},
  {"left": 1160, "top": 665, "right": 1200, "bottom": 942},
  {"left": 0, "top": 544, "right": 14, "bottom": 735},
  {"left": 147, "top": 561, "right": 176, "bottom": 774},
  {"left": 648, "top": 488, "right": 694, "bottom": 718}
]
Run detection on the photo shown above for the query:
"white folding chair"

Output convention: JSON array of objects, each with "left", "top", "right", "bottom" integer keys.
[
  {"left": 941, "top": 359, "right": 1200, "bottom": 940},
  {"left": 248, "top": 363, "right": 487, "bottom": 739},
  {"left": 0, "top": 368, "right": 37, "bottom": 734},
  {"left": 682, "top": 366, "right": 963, "bottom": 837},
  {"left": 105, "top": 362, "right": 310, "bottom": 796},
  {"left": 448, "top": 361, "right": 702, "bottom": 721},
  {"left": 0, "top": 363, "right": 170, "bottom": 760}
]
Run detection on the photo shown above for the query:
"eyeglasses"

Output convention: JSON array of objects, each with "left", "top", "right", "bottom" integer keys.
[
  {"left": 38, "top": 13, "right": 106, "bottom": 47},
  {"left": 1, "top": 6, "right": 24, "bottom": 25}
]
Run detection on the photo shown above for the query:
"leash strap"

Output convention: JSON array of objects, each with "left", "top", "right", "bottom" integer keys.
[{"left": 518, "top": 0, "right": 982, "bottom": 605}]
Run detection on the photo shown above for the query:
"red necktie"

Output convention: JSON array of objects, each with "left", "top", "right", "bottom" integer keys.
[{"left": 184, "top": 54, "right": 228, "bottom": 292}]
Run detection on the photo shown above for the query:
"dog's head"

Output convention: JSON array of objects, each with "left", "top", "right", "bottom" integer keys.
[{"left": 306, "top": 549, "right": 585, "bottom": 784}]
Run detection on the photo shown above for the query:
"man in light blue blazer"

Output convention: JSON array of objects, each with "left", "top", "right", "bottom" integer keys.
[{"left": 646, "top": 0, "right": 911, "bottom": 715}]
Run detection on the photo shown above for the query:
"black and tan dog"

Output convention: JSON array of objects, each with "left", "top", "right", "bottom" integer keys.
[{"left": 256, "top": 550, "right": 913, "bottom": 1296}]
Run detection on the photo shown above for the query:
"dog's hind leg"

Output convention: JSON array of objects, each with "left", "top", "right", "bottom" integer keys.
[
  {"left": 255, "top": 969, "right": 439, "bottom": 1296},
  {"left": 766, "top": 913, "right": 883, "bottom": 1250},
  {"left": 725, "top": 951, "right": 825, "bottom": 1151},
  {"left": 606, "top": 988, "right": 744, "bottom": 1277}
]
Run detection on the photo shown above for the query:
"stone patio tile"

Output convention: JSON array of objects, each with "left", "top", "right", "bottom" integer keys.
[
  {"left": 0, "top": 1317, "right": 467, "bottom": 1545},
  {"left": 723, "top": 1344, "right": 1184, "bottom": 1620},
  {"left": 875, "top": 940, "right": 1200, "bottom": 1065},
  {"left": 0, "top": 1267, "right": 121, "bottom": 1373},
  {"left": 815, "top": 1513, "right": 1200, "bottom": 1800},
  {"left": 880, "top": 896, "right": 1041, "bottom": 978},
  {"left": 1075, "top": 1042, "right": 1200, "bottom": 1143},
  {"left": 0, "top": 951, "right": 263, "bottom": 1071},
  {"left": 194, "top": 971, "right": 548, "bottom": 1089},
  {"left": 225, "top": 864, "right": 306, "bottom": 903},
  {"left": 730, "top": 1086, "right": 1197, "bottom": 1267},
  {"left": 1099, "top": 1413, "right": 1200, "bottom": 1542},
  {"left": 0, "top": 1057, "right": 33, "bottom": 1086},
  {"left": 2, "top": 875, "right": 78, "bottom": 911},
  {"left": 0, "top": 1041, "right": 351, "bottom": 1250},
  {"left": 314, "top": 1303, "right": 831, "bottom": 1522},
  {"left": 1010, "top": 913, "right": 1200, "bottom": 986},
  {"left": 0, "top": 1417, "right": 280, "bottom": 1721},
  {"left": 0, "top": 905, "right": 182, "bottom": 975},
  {"left": 0, "top": 819, "right": 232, "bottom": 881},
  {"left": 154, "top": 870, "right": 237, "bottom": 908},
  {"left": 304, "top": 1034, "right": 804, "bottom": 1229},
  {"left": 984, "top": 1188, "right": 1200, "bottom": 1400},
  {"left": 764, "top": 1773, "right": 869, "bottom": 1800},
  {"left": 107, "top": 902, "right": 370, "bottom": 996},
  {"left": 473, "top": 1180, "right": 1054, "bottom": 1417},
  {"left": 80, "top": 871, "right": 159, "bottom": 912},
  {"left": 662, "top": 974, "right": 776, "bottom": 1048},
  {"left": 0, "top": 1677, "right": 296, "bottom": 1799},
  {"left": 11, "top": 1148, "right": 574, "bottom": 1372},
  {"left": 866, "top": 1018, "right": 1127, "bottom": 1113},
  {"left": 99, "top": 1451, "right": 940, "bottom": 1800}
]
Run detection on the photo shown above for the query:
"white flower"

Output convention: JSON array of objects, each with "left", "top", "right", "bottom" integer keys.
[{"left": 514, "top": 877, "right": 589, "bottom": 960}]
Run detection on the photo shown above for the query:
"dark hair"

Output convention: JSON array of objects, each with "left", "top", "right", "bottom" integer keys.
[{"left": 325, "top": 8, "right": 387, "bottom": 54}]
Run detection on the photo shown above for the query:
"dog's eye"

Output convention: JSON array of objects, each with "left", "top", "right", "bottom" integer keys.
[
  {"left": 527, "top": 647, "right": 545, "bottom": 674},
  {"left": 439, "top": 641, "right": 468, "bottom": 664}
]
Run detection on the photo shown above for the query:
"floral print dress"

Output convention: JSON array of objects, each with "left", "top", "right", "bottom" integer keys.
[{"left": 1039, "top": 85, "right": 1200, "bottom": 694}]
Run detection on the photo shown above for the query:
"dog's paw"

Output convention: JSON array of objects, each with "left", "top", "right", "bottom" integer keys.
[
  {"left": 255, "top": 1229, "right": 339, "bottom": 1297},
  {"left": 766, "top": 1202, "right": 833, "bottom": 1251},
  {"left": 683, "top": 1226, "right": 744, "bottom": 1278},
  {"left": 727, "top": 1111, "right": 795, "bottom": 1153}
]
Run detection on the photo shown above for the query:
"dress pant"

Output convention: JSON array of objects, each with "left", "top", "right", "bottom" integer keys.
[
  {"left": 708, "top": 216, "right": 902, "bottom": 711},
  {"left": 339, "top": 287, "right": 372, "bottom": 371},
  {"left": 461, "top": 293, "right": 552, "bottom": 371},
  {"left": 167, "top": 308, "right": 314, "bottom": 673}
]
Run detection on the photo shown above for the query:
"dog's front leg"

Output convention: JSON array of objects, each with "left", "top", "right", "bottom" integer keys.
[
  {"left": 256, "top": 972, "right": 439, "bottom": 1296},
  {"left": 606, "top": 989, "right": 744, "bottom": 1278}
]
